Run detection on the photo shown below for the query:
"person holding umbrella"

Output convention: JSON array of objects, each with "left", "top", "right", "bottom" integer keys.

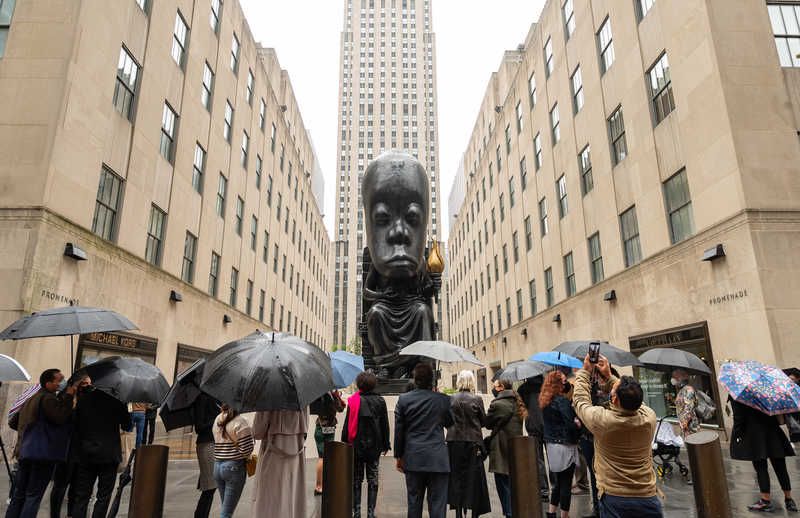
[
  {"left": 193, "top": 392, "right": 220, "bottom": 518},
  {"left": 310, "top": 389, "right": 345, "bottom": 495},
  {"left": 671, "top": 369, "right": 699, "bottom": 436},
  {"left": 485, "top": 378, "right": 525, "bottom": 518}
]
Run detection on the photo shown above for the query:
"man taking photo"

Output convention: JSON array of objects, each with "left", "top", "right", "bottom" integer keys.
[{"left": 572, "top": 355, "right": 662, "bottom": 517}]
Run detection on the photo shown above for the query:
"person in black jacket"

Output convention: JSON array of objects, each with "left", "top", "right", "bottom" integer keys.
[
  {"left": 193, "top": 392, "right": 220, "bottom": 518},
  {"left": 69, "top": 386, "right": 132, "bottom": 518},
  {"left": 517, "top": 375, "right": 550, "bottom": 498},
  {"left": 394, "top": 363, "right": 454, "bottom": 518},
  {"left": 729, "top": 396, "right": 797, "bottom": 512},
  {"left": 341, "top": 372, "right": 390, "bottom": 518}
]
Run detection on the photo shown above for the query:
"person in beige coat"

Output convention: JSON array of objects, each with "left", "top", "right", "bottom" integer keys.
[{"left": 251, "top": 407, "right": 309, "bottom": 517}]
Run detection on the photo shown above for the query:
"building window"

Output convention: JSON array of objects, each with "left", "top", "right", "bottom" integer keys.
[
  {"left": 201, "top": 62, "right": 214, "bottom": 110},
  {"left": 508, "top": 177, "right": 515, "bottom": 207},
  {"left": 263, "top": 230, "right": 270, "bottom": 263},
  {"left": 608, "top": 106, "right": 627, "bottom": 165},
  {"left": 505, "top": 124, "right": 512, "bottom": 154},
  {"left": 135, "top": 0, "right": 147, "bottom": 12},
  {"left": 588, "top": 232, "right": 604, "bottom": 284},
  {"left": 571, "top": 65, "right": 584, "bottom": 113},
  {"left": 92, "top": 166, "right": 123, "bottom": 241},
  {"left": 502, "top": 244, "right": 509, "bottom": 273},
  {"left": 246, "top": 280, "right": 253, "bottom": 315},
  {"left": 171, "top": 12, "right": 189, "bottom": 68},
  {"left": 648, "top": 52, "right": 675, "bottom": 124},
  {"left": 182, "top": 232, "right": 197, "bottom": 283},
  {"left": 528, "top": 72, "right": 537, "bottom": 108},
  {"left": 519, "top": 157, "right": 528, "bottom": 190},
  {"left": 564, "top": 252, "right": 576, "bottom": 296},
  {"left": 250, "top": 215, "right": 258, "bottom": 250},
  {"left": 516, "top": 289, "right": 524, "bottom": 321},
  {"left": 495, "top": 145, "right": 502, "bottom": 172},
  {"left": 550, "top": 103, "right": 560, "bottom": 144},
  {"left": 663, "top": 168, "right": 694, "bottom": 244},
  {"left": 273, "top": 244, "right": 279, "bottom": 273},
  {"left": 230, "top": 33, "right": 240, "bottom": 72},
  {"left": 524, "top": 216, "right": 533, "bottom": 251},
  {"left": 620, "top": 205, "right": 642, "bottom": 267},
  {"left": 223, "top": 100, "right": 233, "bottom": 142},
  {"left": 246, "top": 69, "right": 254, "bottom": 105},
  {"left": 210, "top": 0, "right": 222, "bottom": 33},
  {"left": 259, "top": 98, "right": 266, "bottom": 129},
  {"left": 145, "top": 205, "right": 166, "bottom": 266},
  {"left": 216, "top": 174, "right": 227, "bottom": 217},
  {"left": 229, "top": 268, "right": 238, "bottom": 307},
  {"left": 259, "top": 289, "right": 265, "bottom": 322},
  {"left": 160, "top": 103, "right": 178, "bottom": 163},
  {"left": 113, "top": 47, "right": 140, "bottom": 120},
  {"left": 241, "top": 130, "right": 249, "bottom": 167},
  {"left": 544, "top": 36, "right": 554, "bottom": 77},
  {"left": 563, "top": 0, "right": 575, "bottom": 38},
  {"left": 512, "top": 231, "right": 520, "bottom": 263},
  {"left": 235, "top": 197, "right": 244, "bottom": 235},
  {"left": 534, "top": 133, "right": 543, "bottom": 170},
  {"left": 266, "top": 175, "right": 273, "bottom": 206},
  {"left": 545, "top": 268, "right": 554, "bottom": 307},
  {"left": 579, "top": 145, "right": 592, "bottom": 195},
  {"left": 539, "top": 198, "right": 548, "bottom": 236},
  {"left": 209, "top": 252, "right": 220, "bottom": 297},
  {"left": 768, "top": 3, "right": 800, "bottom": 67},
  {"left": 506, "top": 298, "right": 512, "bottom": 326},
  {"left": 271, "top": 123, "right": 277, "bottom": 152},
  {"left": 499, "top": 194, "right": 505, "bottom": 221},
  {"left": 557, "top": 175, "right": 568, "bottom": 218},
  {"left": 269, "top": 297, "right": 275, "bottom": 327},
  {"left": 515, "top": 100, "right": 523, "bottom": 133},
  {"left": 598, "top": 17, "right": 615, "bottom": 73},
  {"left": 638, "top": 0, "right": 655, "bottom": 19},
  {"left": 529, "top": 279, "right": 537, "bottom": 316}
]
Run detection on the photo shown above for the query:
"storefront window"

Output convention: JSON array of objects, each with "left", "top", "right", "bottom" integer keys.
[{"left": 76, "top": 331, "right": 157, "bottom": 370}]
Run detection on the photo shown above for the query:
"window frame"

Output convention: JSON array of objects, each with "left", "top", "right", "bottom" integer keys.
[
  {"left": 230, "top": 33, "right": 240, "bottom": 72},
  {"left": 663, "top": 168, "right": 695, "bottom": 244},
  {"left": 588, "top": 232, "right": 604, "bottom": 284},
  {"left": 563, "top": 0, "right": 576, "bottom": 39},
  {"left": 92, "top": 165, "right": 123, "bottom": 241},
  {"left": 215, "top": 173, "right": 227, "bottom": 217},
  {"left": 550, "top": 103, "right": 560, "bottom": 144},
  {"left": 579, "top": 145, "right": 593, "bottom": 195},
  {"left": 160, "top": 102, "right": 178, "bottom": 163},
  {"left": 597, "top": 16, "right": 615, "bottom": 74},
  {"left": 544, "top": 36, "right": 554, "bottom": 77},
  {"left": 557, "top": 175, "right": 568, "bottom": 218},
  {"left": 619, "top": 205, "right": 643, "bottom": 267},
  {"left": 564, "top": 252, "right": 576, "bottom": 297},
  {"left": 181, "top": 231, "right": 197, "bottom": 283},
  {"left": 209, "top": 252, "right": 220, "bottom": 297},
  {"left": 171, "top": 11, "right": 189, "bottom": 69},
  {"left": 539, "top": 197, "right": 549, "bottom": 236},
  {"left": 201, "top": 61, "right": 214, "bottom": 110},
  {"left": 608, "top": 106, "right": 628, "bottom": 165},
  {"left": 223, "top": 100, "right": 234, "bottom": 142},
  {"left": 144, "top": 204, "right": 167, "bottom": 266},
  {"left": 648, "top": 52, "right": 675, "bottom": 124},
  {"left": 571, "top": 65, "right": 584, "bottom": 113},
  {"left": 210, "top": 0, "right": 222, "bottom": 34},
  {"left": 544, "top": 267, "right": 554, "bottom": 307},
  {"left": 113, "top": 46, "right": 140, "bottom": 121}
]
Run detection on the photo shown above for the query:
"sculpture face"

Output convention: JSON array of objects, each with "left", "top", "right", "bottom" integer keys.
[{"left": 363, "top": 153, "right": 430, "bottom": 280}]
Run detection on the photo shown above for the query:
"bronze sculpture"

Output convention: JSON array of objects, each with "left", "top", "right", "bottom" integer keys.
[{"left": 359, "top": 152, "right": 442, "bottom": 379}]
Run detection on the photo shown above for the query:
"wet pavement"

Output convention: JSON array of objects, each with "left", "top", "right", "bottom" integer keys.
[{"left": 1, "top": 446, "right": 799, "bottom": 516}]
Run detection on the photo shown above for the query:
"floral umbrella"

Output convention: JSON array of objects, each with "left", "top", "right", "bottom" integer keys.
[{"left": 719, "top": 360, "right": 800, "bottom": 416}]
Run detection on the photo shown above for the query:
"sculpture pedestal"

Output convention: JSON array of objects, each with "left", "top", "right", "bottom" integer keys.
[{"left": 374, "top": 378, "right": 412, "bottom": 395}]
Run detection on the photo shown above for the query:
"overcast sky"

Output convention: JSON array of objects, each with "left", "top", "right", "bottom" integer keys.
[{"left": 239, "top": 0, "right": 545, "bottom": 238}]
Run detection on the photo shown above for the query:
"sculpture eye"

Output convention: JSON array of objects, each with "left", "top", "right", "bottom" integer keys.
[
  {"left": 373, "top": 208, "right": 390, "bottom": 226},
  {"left": 405, "top": 207, "right": 421, "bottom": 226}
]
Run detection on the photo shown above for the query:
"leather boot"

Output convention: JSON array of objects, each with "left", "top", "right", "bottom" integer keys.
[{"left": 366, "top": 482, "right": 378, "bottom": 518}]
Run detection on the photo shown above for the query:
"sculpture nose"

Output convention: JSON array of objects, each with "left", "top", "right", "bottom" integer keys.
[{"left": 387, "top": 219, "right": 411, "bottom": 246}]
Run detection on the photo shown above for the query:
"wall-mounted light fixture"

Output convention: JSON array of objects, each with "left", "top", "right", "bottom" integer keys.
[
  {"left": 502, "top": 336, "right": 507, "bottom": 346},
  {"left": 169, "top": 290, "right": 183, "bottom": 302},
  {"left": 64, "top": 243, "right": 87, "bottom": 261},
  {"left": 701, "top": 244, "right": 725, "bottom": 262},
  {"left": 553, "top": 314, "right": 561, "bottom": 324},
  {"left": 521, "top": 328, "right": 528, "bottom": 338},
  {"left": 223, "top": 314, "right": 232, "bottom": 324},
  {"left": 603, "top": 290, "right": 617, "bottom": 302},
  {"left": 494, "top": 105, "right": 502, "bottom": 113}
]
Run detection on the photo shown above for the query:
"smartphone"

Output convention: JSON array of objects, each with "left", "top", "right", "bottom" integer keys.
[{"left": 588, "top": 342, "right": 601, "bottom": 364}]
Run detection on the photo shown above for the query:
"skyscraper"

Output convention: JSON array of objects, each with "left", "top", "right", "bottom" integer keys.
[{"left": 332, "top": 0, "right": 441, "bottom": 347}]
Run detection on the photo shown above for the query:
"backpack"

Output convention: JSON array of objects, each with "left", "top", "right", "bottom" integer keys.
[
  {"left": 694, "top": 389, "right": 716, "bottom": 421},
  {"left": 354, "top": 402, "right": 382, "bottom": 461}
]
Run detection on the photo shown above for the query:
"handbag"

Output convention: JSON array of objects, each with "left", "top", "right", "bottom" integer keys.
[
  {"left": 19, "top": 397, "right": 72, "bottom": 462},
  {"left": 481, "top": 412, "right": 514, "bottom": 461},
  {"left": 246, "top": 454, "right": 258, "bottom": 477},
  {"left": 785, "top": 414, "right": 800, "bottom": 443}
]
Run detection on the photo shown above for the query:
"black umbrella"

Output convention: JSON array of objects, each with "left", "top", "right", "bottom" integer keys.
[
  {"left": 0, "top": 305, "right": 137, "bottom": 373},
  {"left": 638, "top": 348, "right": 711, "bottom": 374},
  {"left": 554, "top": 340, "right": 642, "bottom": 367},
  {"left": 79, "top": 356, "right": 169, "bottom": 404},
  {"left": 498, "top": 360, "right": 551, "bottom": 382},
  {"left": 199, "top": 331, "right": 334, "bottom": 413},
  {"left": 160, "top": 359, "right": 207, "bottom": 431},
  {"left": 107, "top": 449, "right": 135, "bottom": 518}
]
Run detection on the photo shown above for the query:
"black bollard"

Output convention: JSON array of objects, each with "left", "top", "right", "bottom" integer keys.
[
  {"left": 128, "top": 444, "right": 169, "bottom": 518},
  {"left": 322, "top": 441, "right": 353, "bottom": 518},
  {"left": 685, "top": 431, "right": 732, "bottom": 518},
  {"left": 509, "top": 435, "right": 543, "bottom": 518}
]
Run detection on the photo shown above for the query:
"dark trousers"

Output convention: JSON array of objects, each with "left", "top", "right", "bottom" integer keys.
[
  {"left": 599, "top": 494, "right": 663, "bottom": 518},
  {"left": 494, "top": 473, "right": 512, "bottom": 517},
  {"left": 536, "top": 440, "right": 549, "bottom": 494},
  {"left": 753, "top": 458, "right": 791, "bottom": 493},
  {"left": 144, "top": 415, "right": 156, "bottom": 445},
  {"left": 194, "top": 488, "right": 215, "bottom": 518},
  {"left": 353, "top": 457, "right": 380, "bottom": 518},
  {"left": 549, "top": 464, "right": 576, "bottom": 512},
  {"left": 70, "top": 462, "right": 117, "bottom": 518},
  {"left": 404, "top": 470, "right": 448, "bottom": 518},
  {"left": 580, "top": 436, "right": 599, "bottom": 511},
  {"left": 5, "top": 459, "right": 56, "bottom": 518},
  {"left": 49, "top": 461, "right": 77, "bottom": 518}
]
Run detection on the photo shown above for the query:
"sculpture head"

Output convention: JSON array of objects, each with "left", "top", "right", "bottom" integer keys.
[{"left": 362, "top": 152, "right": 430, "bottom": 280}]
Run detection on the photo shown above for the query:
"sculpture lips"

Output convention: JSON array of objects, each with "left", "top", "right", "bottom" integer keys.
[{"left": 387, "top": 255, "right": 417, "bottom": 267}]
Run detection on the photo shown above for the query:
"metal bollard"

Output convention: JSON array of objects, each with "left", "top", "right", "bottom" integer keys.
[
  {"left": 322, "top": 441, "right": 354, "bottom": 518},
  {"left": 509, "top": 435, "right": 543, "bottom": 518},
  {"left": 128, "top": 445, "right": 169, "bottom": 518},
  {"left": 685, "top": 431, "right": 732, "bottom": 518}
]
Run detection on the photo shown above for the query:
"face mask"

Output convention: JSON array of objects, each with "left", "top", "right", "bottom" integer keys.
[
  {"left": 670, "top": 378, "right": 681, "bottom": 387},
  {"left": 57, "top": 379, "right": 68, "bottom": 392}
]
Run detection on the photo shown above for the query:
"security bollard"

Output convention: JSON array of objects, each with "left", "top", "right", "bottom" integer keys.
[
  {"left": 685, "top": 431, "right": 732, "bottom": 518},
  {"left": 509, "top": 435, "right": 543, "bottom": 518},
  {"left": 128, "top": 444, "right": 169, "bottom": 518},
  {"left": 322, "top": 441, "right": 354, "bottom": 518}
]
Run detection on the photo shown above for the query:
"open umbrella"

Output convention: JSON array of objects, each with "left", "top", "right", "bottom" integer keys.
[
  {"left": 78, "top": 356, "right": 169, "bottom": 404},
  {"left": 200, "top": 331, "right": 334, "bottom": 413},
  {"left": 638, "top": 348, "right": 711, "bottom": 374},
  {"left": 0, "top": 305, "right": 137, "bottom": 373},
  {"left": 399, "top": 340, "right": 484, "bottom": 366},
  {"left": 719, "top": 360, "right": 800, "bottom": 416},
  {"left": 529, "top": 351, "right": 583, "bottom": 369},
  {"left": 497, "top": 360, "right": 551, "bottom": 382},
  {"left": 0, "top": 355, "right": 30, "bottom": 382},
  {"left": 330, "top": 351, "right": 364, "bottom": 389},
  {"left": 554, "top": 340, "right": 642, "bottom": 367},
  {"left": 160, "top": 359, "right": 206, "bottom": 431}
]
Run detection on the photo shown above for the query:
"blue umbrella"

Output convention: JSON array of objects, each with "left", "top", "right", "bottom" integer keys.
[
  {"left": 330, "top": 350, "right": 365, "bottom": 389},
  {"left": 529, "top": 351, "right": 583, "bottom": 369}
]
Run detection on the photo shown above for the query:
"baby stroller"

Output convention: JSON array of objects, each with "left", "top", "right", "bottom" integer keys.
[{"left": 651, "top": 417, "right": 690, "bottom": 480}]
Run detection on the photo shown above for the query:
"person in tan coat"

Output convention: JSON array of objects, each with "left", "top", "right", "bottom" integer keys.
[
  {"left": 572, "top": 355, "right": 662, "bottom": 517},
  {"left": 251, "top": 408, "right": 308, "bottom": 518}
]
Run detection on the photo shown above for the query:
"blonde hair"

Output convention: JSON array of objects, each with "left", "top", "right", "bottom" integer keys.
[{"left": 456, "top": 370, "right": 476, "bottom": 392}]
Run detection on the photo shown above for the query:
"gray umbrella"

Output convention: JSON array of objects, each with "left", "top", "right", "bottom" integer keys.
[
  {"left": 78, "top": 356, "right": 169, "bottom": 404},
  {"left": 554, "top": 340, "right": 642, "bottom": 367},
  {"left": 0, "top": 354, "right": 30, "bottom": 382},
  {"left": 0, "top": 305, "right": 137, "bottom": 373},
  {"left": 638, "top": 348, "right": 711, "bottom": 374},
  {"left": 399, "top": 340, "right": 484, "bottom": 366},
  {"left": 199, "top": 331, "right": 334, "bottom": 413},
  {"left": 497, "top": 360, "right": 551, "bottom": 382}
]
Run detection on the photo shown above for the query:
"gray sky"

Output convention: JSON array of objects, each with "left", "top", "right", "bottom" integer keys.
[{"left": 239, "top": 0, "right": 545, "bottom": 238}]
